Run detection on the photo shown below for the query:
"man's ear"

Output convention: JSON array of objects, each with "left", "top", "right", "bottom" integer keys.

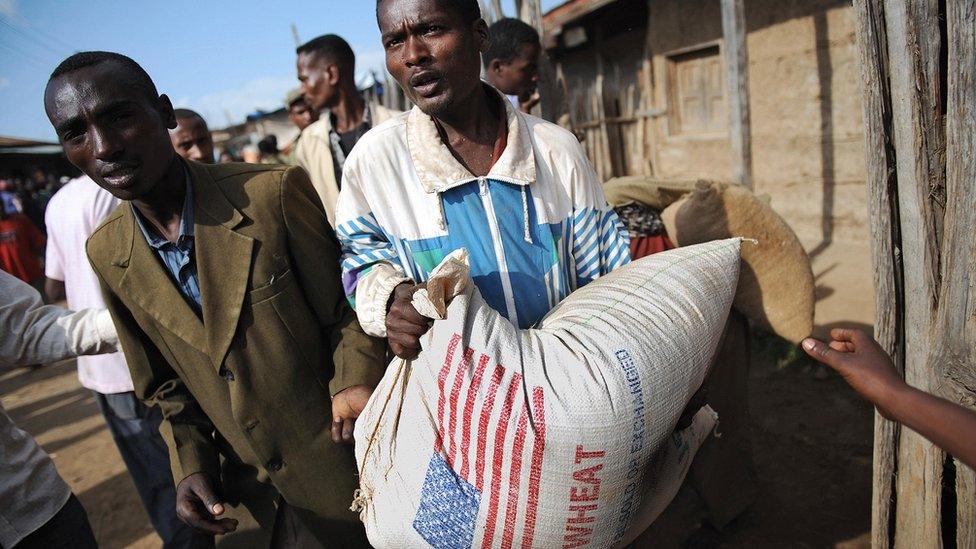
[
  {"left": 488, "top": 58, "right": 504, "bottom": 75},
  {"left": 327, "top": 64, "right": 341, "bottom": 86},
  {"left": 158, "top": 94, "right": 177, "bottom": 130},
  {"left": 473, "top": 18, "right": 491, "bottom": 53}
]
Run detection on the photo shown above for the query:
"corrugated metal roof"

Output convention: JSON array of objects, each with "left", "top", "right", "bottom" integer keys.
[{"left": 542, "top": 0, "right": 619, "bottom": 48}]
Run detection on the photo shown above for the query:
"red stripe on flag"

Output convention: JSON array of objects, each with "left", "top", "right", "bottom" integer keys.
[
  {"left": 475, "top": 364, "right": 505, "bottom": 490},
  {"left": 482, "top": 371, "right": 522, "bottom": 549},
  {"left": 446, "top": 347, "right": 475, "bottom": 467},
  {"left": 501, "top": 408, "right": 529, "bottom": 549},
  {"left": 459, "top": 353, "right": 491, "bottom": 480},
  {"left": 521, "top": 387, "right": 547, "bottom": 549},
  {"left": 434, "top": 334, "right": 462, "bottom": 453}
]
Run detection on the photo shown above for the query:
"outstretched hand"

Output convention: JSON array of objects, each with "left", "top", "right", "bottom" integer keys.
[
  {"left": 802, "top": 328, "right": 906, "bottom": 416},
  {"left": 175, "top": 472, "right": 238, "bottom": 535},
  {"left": 332, "top": 384, "right": 374, "bottom": 444}
]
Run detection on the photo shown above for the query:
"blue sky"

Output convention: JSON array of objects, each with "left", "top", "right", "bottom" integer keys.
[{"left": 0, "top": 0, "right": 563, "bottom": 141}]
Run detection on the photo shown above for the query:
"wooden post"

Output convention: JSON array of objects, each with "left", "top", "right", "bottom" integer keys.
[
  {"left": 940, "top": 0, "right": 976, "bottom": 545},
  {"left": 638, "top": 0, "right": 657, "bottom": 176},
  {"left": 852, "top": 2, "right": 903, "bottom": 547},
  {"left": 720, "top": 0, "right": 752, "bottom": 189},
  {"left": 855, "top": 0, "right": 975, "bottom": 546}
]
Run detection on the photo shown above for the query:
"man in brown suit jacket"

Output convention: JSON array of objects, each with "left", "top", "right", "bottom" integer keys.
[{"left": 44, "top": 51, "right": 386, "bottom": 547}]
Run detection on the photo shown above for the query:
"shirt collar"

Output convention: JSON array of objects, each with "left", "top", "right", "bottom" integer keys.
[
  {"left": 132, "top": 164, "right": 195, "bottom": 250},
  {"left": 405, "top": 84, "right": 537, "bottom": 194}
]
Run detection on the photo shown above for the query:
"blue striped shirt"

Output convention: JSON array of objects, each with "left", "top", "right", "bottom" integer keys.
[{"left": 131, "top": 174, "right": 201, "bottom": 315}]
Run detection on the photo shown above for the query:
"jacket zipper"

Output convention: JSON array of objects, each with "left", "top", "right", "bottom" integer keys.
[{"left": 478, "top": 177, "right": 519, "bottom": 325}]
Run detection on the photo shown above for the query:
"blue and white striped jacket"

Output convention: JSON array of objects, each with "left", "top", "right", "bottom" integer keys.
[{"left": 335, "top": 95, "right": 630, "bottom": 337}]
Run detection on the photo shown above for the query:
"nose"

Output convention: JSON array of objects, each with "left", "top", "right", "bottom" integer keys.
[
  {"left": 91, "top": 126, "right": 123, "bottom": 159},
  {"left": 188, "top": 145, "right": 204, "bottom": 162},
  {"left": 403, "top": 35, "right": 430, "bottom": 67}
]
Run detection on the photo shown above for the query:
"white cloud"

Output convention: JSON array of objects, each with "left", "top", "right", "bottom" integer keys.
[
  {"left": 0, "top": 0, "right": 17, "bottom": 18},
  {"left": 0, "top": 77, "right": 9, "bottom": 89},
  {"left": 179, "top": 75, "right": 297, "bottom": 129}
]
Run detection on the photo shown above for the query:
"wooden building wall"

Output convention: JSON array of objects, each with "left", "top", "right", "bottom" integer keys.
[{"left": 547, "top": 0, "right": 868, "bottom": 248}]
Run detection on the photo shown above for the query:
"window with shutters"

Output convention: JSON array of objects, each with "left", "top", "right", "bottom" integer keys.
[{"left": 666, "top": 45, "right": 726, "bottom": 135}]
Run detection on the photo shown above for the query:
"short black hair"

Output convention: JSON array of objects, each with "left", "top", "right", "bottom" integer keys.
[
  {"left": 376, "top": 0, "right": 482, "bottom": 24},
  {"left": 483, "top": 18, "right": 540, "bottom": 66},
  {"left": 174, "top": 108, "right": 205, "bottom": 122},
  {"left": 296, "top": 34, "right": 356, "bottom": 75},
  {"left": 257, "top": 135, "right": 279, "bottom": 155},
  {"left": 48, "top": 51, "right": 158, "bottom": 102}
]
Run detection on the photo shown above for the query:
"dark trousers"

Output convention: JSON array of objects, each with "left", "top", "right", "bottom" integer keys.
[
  {"left": 94, "top": 391, "right": 212, "bottom": 549},
  {"left": 14, "top": 494, "right": 96, "bottom": 549}
]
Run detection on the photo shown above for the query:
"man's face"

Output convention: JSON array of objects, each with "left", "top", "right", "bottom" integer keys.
[
  {"left": 378, "top": 0, "right": 489, "bottom": 118},
  {"left": 288, "top": 100, "right": 319, "bottom": 131},
  {"left": 170, "top": 116, "right": 215, "bottom": 163},
  {"left": 297, "top": 52, "right": 339, "bottom": 111},
  {"left": 490, "top": 41, "right": 540, "bottom": 101},
  {"left": 45, "top": 61, "right": 177, "bottom": 201}
]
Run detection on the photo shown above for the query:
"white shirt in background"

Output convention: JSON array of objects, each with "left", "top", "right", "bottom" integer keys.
[{"left": 44, "top": 176, "right": 131, "bottom": 394}]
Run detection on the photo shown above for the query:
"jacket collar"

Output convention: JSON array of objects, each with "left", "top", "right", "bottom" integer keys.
[
  {"left": 113, "top": 159, "right": 253, "bottom": 364},
  {"left": 406, "top": 86, "right": 537, "bottom": 194}
]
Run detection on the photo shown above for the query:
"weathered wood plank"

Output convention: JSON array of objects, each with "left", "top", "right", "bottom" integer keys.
[
  {"left": 852, "top": 1, "right": 903, "bottom": 546},
  {"left": 720, "top": 0, "right": 752, "bottom": 189},
  {"left": 941, "top": 1, "right": 976, "bottom": 544},
  {"left": 883, "top": 1, "right": 946, "bottom": 546},
  {"left": 638, "top": 0, "right": 656, "bottom": 176}
]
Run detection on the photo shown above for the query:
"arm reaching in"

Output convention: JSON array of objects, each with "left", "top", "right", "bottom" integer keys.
[
  {"left": 0, "top": 270, "right": 117, "bottom": 369},
  {"left": 803, "top": 328, "right": 976, "bottom": 470}
]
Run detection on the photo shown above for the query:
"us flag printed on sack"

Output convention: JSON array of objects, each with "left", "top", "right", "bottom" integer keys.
[{"left": 413, "top": 333, "right": 548, "bottom": 549}]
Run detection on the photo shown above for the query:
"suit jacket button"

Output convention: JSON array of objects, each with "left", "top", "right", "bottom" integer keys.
[
  {"left": 267, "top": 458, "right": 283, "bottom": 472},
  {"left": 244, "top": 420, "right": 259, "bottom": 431},
  {"left": 220, "top": 367, "right": 235, "bottom": 381}
]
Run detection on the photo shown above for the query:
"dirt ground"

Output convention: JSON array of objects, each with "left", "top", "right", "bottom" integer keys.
[{"left": 1, "top": 326, "right": 873, "bottom": 549}]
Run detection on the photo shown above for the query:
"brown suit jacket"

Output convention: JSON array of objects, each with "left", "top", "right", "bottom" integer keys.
[{"left": 87, "top": 161, "right": 385, "bottom": 546}]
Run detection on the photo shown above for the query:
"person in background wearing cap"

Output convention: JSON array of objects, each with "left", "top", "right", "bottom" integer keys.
[
  {"left": 279, "top": 89, "right": 320, "bottom": 166},
  {"left": 295, "top": 34, "right": 400, "bottom": 227},
  {"left": 169, "top": 109, "right": 215, "bottom": 164}
]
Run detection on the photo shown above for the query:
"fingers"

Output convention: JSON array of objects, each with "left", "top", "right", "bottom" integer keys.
[
  {"left": 177, "top": 494, "right": 238, "bottom": 535},
  {"left": 342, "top": 418, "right": 355, "bottom": 443},
  {"left": 389, "top": 301, "right": 431, "bottom": 328},
  {"left": 829, "top": 340, "right": 855, "bottom": 352},
  {"left": 331, "top": 418, "right": 343, "bottom": 444},
  {"left": 192, "top": 476, "right": 224, "bottom": 516},
  {"left": 829, "top": 327, "right": 863, "bottom": 344},
  {"left": 802, "top": 338, "right": 845, "bottom": 370},
  {"left": 390, "top": 340, "right": 421, "bottom": 360}
]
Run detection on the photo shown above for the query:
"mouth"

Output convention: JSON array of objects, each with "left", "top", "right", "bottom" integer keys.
[
  {"left": 409, "top": 71, "right": 443, "bottom": 98},
  {"left": 99, "top": 164, "right": 139, "bottom": 189}
]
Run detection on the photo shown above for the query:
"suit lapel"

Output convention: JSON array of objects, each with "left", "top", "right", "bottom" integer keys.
[
  {"left": 190, "top": 162, "right": 254, "bottom": 369},
  {"left": 116, "top": 207, "right": 209, "bottom": 352}
]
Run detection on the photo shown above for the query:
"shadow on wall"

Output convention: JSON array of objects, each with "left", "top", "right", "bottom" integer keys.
[{"left": 809, "top": 9, "right": 836, "bottom": 260}]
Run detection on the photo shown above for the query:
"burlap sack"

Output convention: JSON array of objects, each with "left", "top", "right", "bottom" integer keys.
[
  {"left": 661, "top": 181, "right": 815, "bottom": 343},
  {"left": 603, "top": 176, "right": 700, "bottom": 211}
]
